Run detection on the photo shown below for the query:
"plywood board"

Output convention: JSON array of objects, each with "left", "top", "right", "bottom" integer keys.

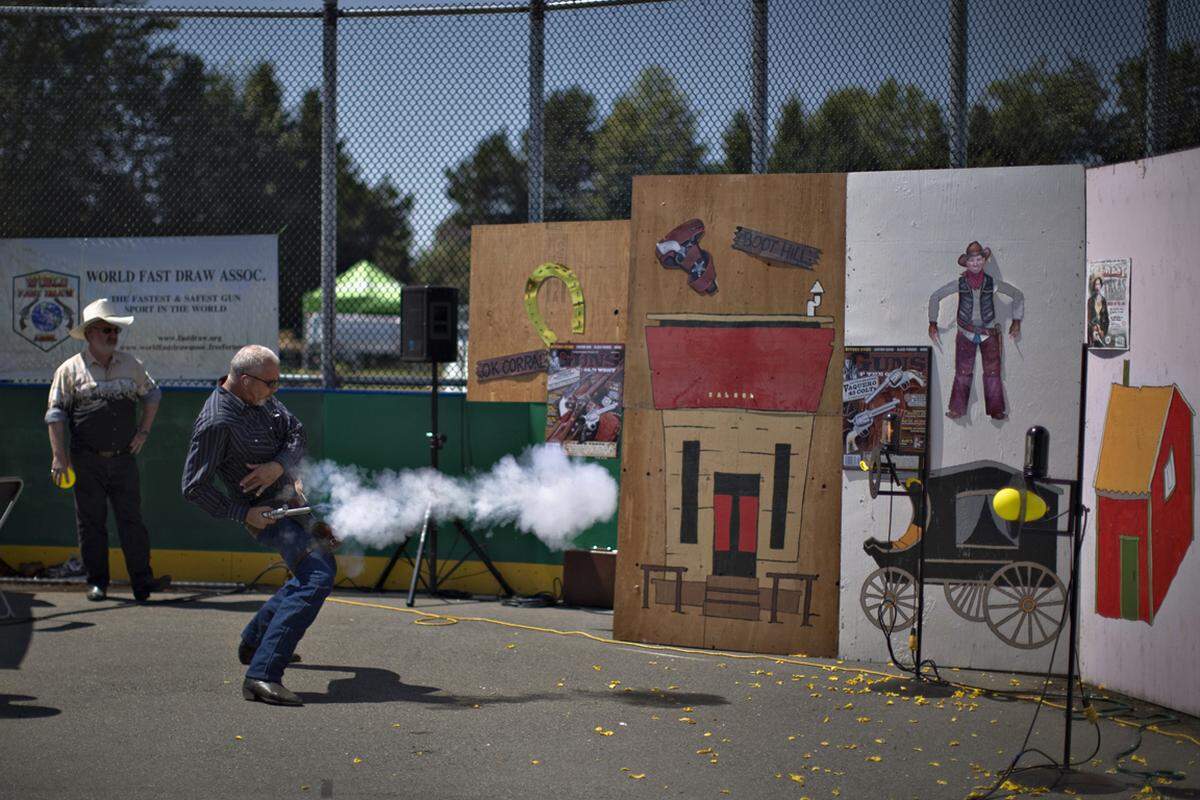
[
  {"left": 840, "top": 165, "right": 1084, "bottom": 674},
  {"left": 613, "top": 173, "right": 847, "bottom": 656},
  {"left": 467, "top": 221, "right": 630, "bottom": 402}
]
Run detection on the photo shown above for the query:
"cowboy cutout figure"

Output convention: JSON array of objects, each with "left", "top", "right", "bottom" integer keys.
[{"left": 928, "top": 241, "right": 1024, "bottom": 420}]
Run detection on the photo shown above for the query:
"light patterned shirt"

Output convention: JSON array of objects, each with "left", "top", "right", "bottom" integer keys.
[{"left": 45, "top": 349, "right": 161, "bottom": 453}]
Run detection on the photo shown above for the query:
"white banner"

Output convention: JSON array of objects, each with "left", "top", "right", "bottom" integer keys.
[{"left": 2, "top": 236, "right": 278, "bottom": 382}]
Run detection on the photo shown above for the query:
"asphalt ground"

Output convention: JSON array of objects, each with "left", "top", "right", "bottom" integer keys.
[{"left": 1, "top": 584, "right": 1198, "bottom": 800}]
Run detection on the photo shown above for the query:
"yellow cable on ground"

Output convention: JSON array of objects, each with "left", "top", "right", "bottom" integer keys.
[
  {"left": 328, "top": 597, "right": 904, "bottom": 680},
  {"left": 328, "top": 596, "right": 1200, "bottom": 751}
]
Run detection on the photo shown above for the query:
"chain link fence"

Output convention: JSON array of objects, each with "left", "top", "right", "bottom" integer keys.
[{"left": 2, "top": 0, "right": 1197, "bottom": 389}]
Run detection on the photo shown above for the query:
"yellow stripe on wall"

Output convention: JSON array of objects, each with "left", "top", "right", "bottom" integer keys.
[{"left": 0, "top": 545, "right": 562, "bottom": 596}]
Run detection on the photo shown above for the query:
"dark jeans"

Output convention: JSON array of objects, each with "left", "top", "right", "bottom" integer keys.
[
  {"left": 241, "top": 518, "right": 336, "bottom": 683},
  {"left": 71, "top": 450, "right": 154, "bottom": 591}
]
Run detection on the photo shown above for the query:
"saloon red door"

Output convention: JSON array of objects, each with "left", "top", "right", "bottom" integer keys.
[{"left": 712, "top": 472, "right": 759, "bottom": 577}]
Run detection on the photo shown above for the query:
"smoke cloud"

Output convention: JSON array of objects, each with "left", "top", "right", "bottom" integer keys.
[{"left": 299, "top": 444, "right": 618, "bottom": 551}]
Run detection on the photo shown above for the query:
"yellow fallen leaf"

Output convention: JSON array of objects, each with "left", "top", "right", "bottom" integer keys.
[
  {"left": 788, "top": 773, "right": 806, "bottom": 785},
  {"left": 856, "top": 716, "right": 871, "bottom": 723},
  {"left": 696, "top": 747, "right": 713, "bottom": 755},
  {"left": 682, "top": 706, "right": 694, "bottom": 712},
  {"left": 866, "top": 755, "right": 882, "bottom": 762},
  {"left": 1131, "top": 754, "right": 1148, "bottom": 765},
  {"left": 234, "top": 735, "right": 243, "bottom": 741},
  {"left": 678, "top": 717, "right": 696, "bottom": 724},
  {"left": 628, "top": 773, "right": 645, "bottom": 780},
  {"left": 530, "top": 760, "right": 540, "bottom": 765},
  {"left": 874, "top": 738, "right": 885, "bottom": 744},
  {"left": 832, "top": 790, "right": 841, "bottom": 797},
  {"left": 949, "top": 740, "right": 960, "bottom": 747},
  {"left": 352, "top": 757, "right": 363, "bottom": 764},
  {"left": 593, "top": 665, "right": 602, "bottom": 671},
  {"left": 391, "top": 723, "right": 401, "bottom": 728},
  {"left": 505, "top": 643, "right": 516, "bottom": 649}
]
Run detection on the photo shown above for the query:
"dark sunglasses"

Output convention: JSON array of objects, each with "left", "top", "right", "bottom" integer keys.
[
  {"left": 91, "top": 325, "right": 121, "bottom": 335},
  {"left": 244, "top": 373, "right": 280, "bottom": 390}
]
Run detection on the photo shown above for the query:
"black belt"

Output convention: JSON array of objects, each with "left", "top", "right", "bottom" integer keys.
[{"left": 76, "top": 447, "right": 131, "bottom": 458}]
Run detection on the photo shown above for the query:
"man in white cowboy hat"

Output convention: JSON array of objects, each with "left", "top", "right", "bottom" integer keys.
[{"left": 45, "top": 298, "right": 171, "bottom": 602}]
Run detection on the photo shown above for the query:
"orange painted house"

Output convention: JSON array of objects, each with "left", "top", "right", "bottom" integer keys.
[{"left": 1094, "top": 384, "right": 1194, "bottom": 623}]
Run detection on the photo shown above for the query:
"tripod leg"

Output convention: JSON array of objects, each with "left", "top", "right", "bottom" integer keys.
[
  {"left": 407, "top": 508, "right": 433, "bottom": 607},
  {"left": 454, "top": 520, "right": 515, "bottom": 598}
]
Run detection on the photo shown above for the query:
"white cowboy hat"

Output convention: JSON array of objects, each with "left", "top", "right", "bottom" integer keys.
[{"left": 70, "top": 298, "right": 134, "bottom": 340}]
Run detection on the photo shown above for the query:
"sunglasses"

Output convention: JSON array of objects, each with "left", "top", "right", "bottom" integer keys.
[
  {"left": 244, "top": 373, "right": 280, "bottom": 390},
  {"left": 91, "top": 325, "right": 121, "bottom": 335}
]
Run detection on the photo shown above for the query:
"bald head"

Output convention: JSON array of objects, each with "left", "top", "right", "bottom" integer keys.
[{"left": 229, "top": 345, "right": 279, "bottom": 378}]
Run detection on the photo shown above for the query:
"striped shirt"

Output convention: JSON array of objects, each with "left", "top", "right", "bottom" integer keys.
[{"left": 181, "top": 378, "right": 306, "bottom": 524}]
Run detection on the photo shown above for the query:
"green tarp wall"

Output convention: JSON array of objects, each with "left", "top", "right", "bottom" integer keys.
[{"left": 0, "top": 385, "right": 618, "bottom": 574}]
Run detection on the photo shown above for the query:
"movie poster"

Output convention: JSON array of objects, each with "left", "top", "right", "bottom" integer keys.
[
  {"left": 1086, "top": 258, "right": 1131, "bottom": 351},
  {"left": 842, "top": 346, "right": 930, "bottom": 469},
  {"left": 545, "top": 343, "right": 624, "bottom": 458}
]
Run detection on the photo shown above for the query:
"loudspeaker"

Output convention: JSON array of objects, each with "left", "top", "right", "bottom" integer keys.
[{"left": 401, "top": 285, "right": 459, "bottom": 363}]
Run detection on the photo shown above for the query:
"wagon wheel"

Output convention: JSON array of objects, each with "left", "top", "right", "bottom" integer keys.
[
  {"left": 983, "top": 562, "right": 1066, "bottom": 649},
  {"left": 944, "top": 581, "right": 988, "bottom": 622},
  {"left": 860, "top": 567, "right": 918, "bottom": 632}
]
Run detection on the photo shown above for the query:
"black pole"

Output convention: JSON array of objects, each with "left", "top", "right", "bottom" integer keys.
[
  {"left": 1063, "top": 341, "right": 1089, "bottom": 766},
  {"left": 915, "top": 345, "right": 933, "bottom": 674},
  {"left": 428, "top": 360, "right": 440, "bottom": 594}
]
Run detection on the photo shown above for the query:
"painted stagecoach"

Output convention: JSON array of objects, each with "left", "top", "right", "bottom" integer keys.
[{"left": 860, "top": 460, "right": 1066, "bottom": 649}]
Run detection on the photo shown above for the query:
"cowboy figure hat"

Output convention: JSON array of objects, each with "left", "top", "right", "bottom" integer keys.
[
  {"left": 957, "top": 241, "right": 992, "bottom": 267},
  {"left": 69, "top": 298, "right": 134, "bottom": 340}
]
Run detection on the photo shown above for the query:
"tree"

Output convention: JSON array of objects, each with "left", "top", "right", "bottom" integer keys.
[
  {"left": 537, "top": 86, "right": 599, "bottom": 220},
  {"left": 797, "top": 79, "right": 947, "bottom": 172},
  {"left": 721, "top": 109, "right": 752, "bottom": 174},
  {"left": 590, "top": 66, "right": 706, "bottom": 218},
  {"left": 1105, "top": 42, "right": 1200, "bottom": 163},
  {"left": 0, "top": 8, "right": 173, "bottom": 237},
  {"left": 967, "top": 57, "right": 1109, "bottom": 166},
  {"left": 768, "top": 96, "right": 808, "bottom": 172},
  {"left": 445, "top": 130, "right": 527, "bottom": 229}
]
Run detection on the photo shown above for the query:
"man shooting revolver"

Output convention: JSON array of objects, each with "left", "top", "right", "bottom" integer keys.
[{"left": 182, "top": 345, "right": 336, "bottom": 707}]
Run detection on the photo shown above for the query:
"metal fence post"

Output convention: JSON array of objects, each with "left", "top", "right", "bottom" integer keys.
[
  {"left": 949, "top": 0, "right": 968, "bottom": 167},
  {"left": 528, "top": 0, "right": 545, "bottom": 222},
  {"left": 320, "top": 0, "right": 339, "bottom": 388},
  {"left": 1145, "top": 0, "right": 1168, "bottom": 156},
  {"left": 751, "top": 0, "right": 768, "bottom": 174}
]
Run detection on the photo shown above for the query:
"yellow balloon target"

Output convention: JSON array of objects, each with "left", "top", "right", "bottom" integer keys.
[
  {"left": 524, "top": 262, "right": 585, "bottom": 346},
  {"left": 53, "top": 466, "right": 76, "bottom": 490}
]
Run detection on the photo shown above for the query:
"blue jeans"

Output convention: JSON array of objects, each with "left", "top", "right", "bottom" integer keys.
[{"left": 241, "top": 518, "right": 336, "bottom": 683}]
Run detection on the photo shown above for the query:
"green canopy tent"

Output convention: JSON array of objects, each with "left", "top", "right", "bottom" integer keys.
[{"left": 302, "top": 260, "right": 405, "bottom": 364}]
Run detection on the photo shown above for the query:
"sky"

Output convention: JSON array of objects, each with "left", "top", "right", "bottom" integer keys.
[{"left": 133, "top": 0, "right": 1170, "bottom": 250}]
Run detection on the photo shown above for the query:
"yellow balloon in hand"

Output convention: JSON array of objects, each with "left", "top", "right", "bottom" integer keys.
[
  {"left": 992, "top": 487, "right": 1047, "bottom": 522},
  {"left": 53, "top": 466, "right": 76, "bottom": 490}
]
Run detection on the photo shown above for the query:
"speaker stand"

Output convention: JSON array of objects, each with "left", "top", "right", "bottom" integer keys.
[{"left": 373, "top": 361, "right": 514, "bottom": 602}]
